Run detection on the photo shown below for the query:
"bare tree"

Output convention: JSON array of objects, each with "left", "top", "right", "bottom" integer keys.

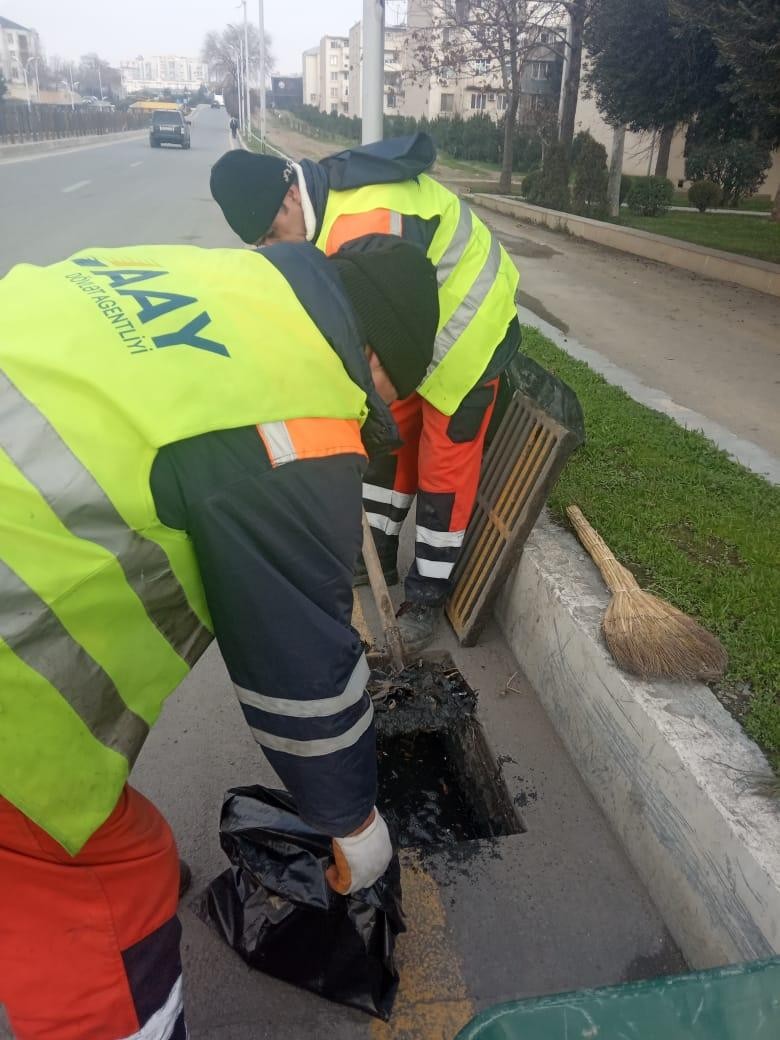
[
  {"left": 408, "top": 1, "right": 563, "bottom": 193},
  {"left": 202, "top": 24, "right": 274, "bottom": 95},
  {"left": 77, "top": 53, "right": 122, "bottom": 101}
]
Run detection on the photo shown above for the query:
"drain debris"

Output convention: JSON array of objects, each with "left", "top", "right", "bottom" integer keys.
[{"left": 368, "top": 655, "right": 523, "bottom": 849}]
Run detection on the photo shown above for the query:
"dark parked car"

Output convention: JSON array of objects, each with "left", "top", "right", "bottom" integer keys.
[{"left": 150, "top": 110, "right": 191, "bottom": 149}]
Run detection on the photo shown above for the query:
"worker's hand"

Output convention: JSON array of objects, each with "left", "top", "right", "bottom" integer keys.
[{"left": 326, "top": 809, "right": 392, "bottom": 895}]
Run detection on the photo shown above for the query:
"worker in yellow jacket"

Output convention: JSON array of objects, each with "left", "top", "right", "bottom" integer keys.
[
  {"left": 0, "top": 236, "right": 438, "bottom": 1039},
  {"left": 210, "top": 133, "right": 520, "bottom": 653}
]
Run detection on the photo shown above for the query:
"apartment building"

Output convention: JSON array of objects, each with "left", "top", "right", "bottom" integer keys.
[
  {"left": 0, "top": 14, "right": 41, "bottom": 101},
  {"left": 302, "top": 46, "right": 320, "bottom": 108},
  {"left": 320, "top": 35, "right": 349, "bottom": 115},
  {"left": 120, "top": 55, "right": 209, "bottom": 95},
  {"left": 403, "top": 0, "right": 562, "bottom": 123},
  {"left": 348, "top": 22, "right": 406, "bottom": 118},
  {"left": 303, "top": 2, "right": 562, "bottom": 124}
]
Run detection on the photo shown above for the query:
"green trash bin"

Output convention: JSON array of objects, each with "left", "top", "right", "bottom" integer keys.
[{"left": 455, "top": 958, "right": 780, "bottom": 1040}]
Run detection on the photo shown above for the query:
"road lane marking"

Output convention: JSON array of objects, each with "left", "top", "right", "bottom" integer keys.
[
  {"left": 62, "top": 179, "right": 91, "bottom": 193},
  {"left": 130, "top": 161, "right": 143, "bottom": 168}
]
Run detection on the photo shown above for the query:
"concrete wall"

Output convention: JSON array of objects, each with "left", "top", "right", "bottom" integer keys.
[{"left": 495, "top": 519, "right": 780, "bottom": 967}]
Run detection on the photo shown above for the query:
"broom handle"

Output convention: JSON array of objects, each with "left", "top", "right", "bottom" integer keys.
[
  {"left": 361, "top": 509, "right": 406, "bottom": 672},
  {"left": 566, "top": 506, "right": 640, "bottom": 593}
]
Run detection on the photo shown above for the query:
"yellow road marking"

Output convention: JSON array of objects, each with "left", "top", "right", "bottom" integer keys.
[{"left": 371, "top": 852, "right": 475, "bottom": 1040}]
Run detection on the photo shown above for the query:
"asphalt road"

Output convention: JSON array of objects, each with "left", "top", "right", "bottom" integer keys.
[
  {"left": 0, "top": 109, "right": 683, "bottom": 1037},
  {"left": 0, "top": 106, "right": 240, "bottom": 276}
]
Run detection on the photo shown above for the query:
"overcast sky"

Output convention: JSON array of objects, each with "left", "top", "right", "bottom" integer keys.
[{"left": 11, "top": 1, "right": 408, "bottom": 75}]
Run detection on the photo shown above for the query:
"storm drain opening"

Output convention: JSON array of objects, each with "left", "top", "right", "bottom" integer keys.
[{"left": 369, "top": 654, "right": 523, "bottom": 849}]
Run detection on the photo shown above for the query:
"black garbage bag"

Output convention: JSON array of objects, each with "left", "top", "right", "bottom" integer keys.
[{"left": 204, "top": 785, "right": 405, "bottom": 1020}]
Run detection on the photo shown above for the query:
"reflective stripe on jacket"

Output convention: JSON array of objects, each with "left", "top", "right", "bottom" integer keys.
[
  {"left": 0, "top": 243, "right": 368, "bottom": 853},
  {"left": 315, "top": 174, "right": 519, "bottom": 415}
]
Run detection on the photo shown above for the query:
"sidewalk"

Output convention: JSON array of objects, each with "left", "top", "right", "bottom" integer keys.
[
  {"left": 133, "top": 574, "right": 683, "bottom": 1038},
  {"left": 472, "top": 202, "right": 780, "bottom": 461}
]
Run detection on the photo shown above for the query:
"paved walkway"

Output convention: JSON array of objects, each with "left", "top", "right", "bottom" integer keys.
[{"left": 473, "top": 206, "right": 780, "bottom": 463}]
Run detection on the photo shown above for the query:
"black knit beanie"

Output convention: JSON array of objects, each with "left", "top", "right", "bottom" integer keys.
[
  {"left": 210, "top": 150, "right": 296, "bottom": 243},
  {"left": 329, "top": 235, "right": 439, "bottom": 400}
]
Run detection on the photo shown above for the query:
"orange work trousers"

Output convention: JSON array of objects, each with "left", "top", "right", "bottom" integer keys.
[
  {"left": 0, "top": 787, "right": 185, "bottom": 1040},
  {"left": 363, "top": 378, "right": 499, "bottom": 605}
]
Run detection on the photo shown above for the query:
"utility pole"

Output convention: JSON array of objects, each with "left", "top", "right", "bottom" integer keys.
[
  {"left": 68, "top": 63, "right": 76, "bottom": 110},
  {"left": 361, "top": 0, "right": 385, "bottom": 144},
  {"left": 258, "top": 0, "right": 267, "bottom": 147},
  {"left": 242, "top": 0, "right": 252, "bottom": 137},
  {"left": 22, "top": 62, "right": 31, "bottom": 112},
  {"left": 23, "top": 56, "right": 39, "bottom": 111},
  {"left": 97, "top": 60, "right": 103, "bottom": 101},
  {"left": 236, "top": 41, "right": 244, "bottom": 130}
]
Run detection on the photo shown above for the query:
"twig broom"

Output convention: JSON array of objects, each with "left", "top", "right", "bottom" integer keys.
[{"left": 566, "top": 505, "right": 728, "bottom": 682}]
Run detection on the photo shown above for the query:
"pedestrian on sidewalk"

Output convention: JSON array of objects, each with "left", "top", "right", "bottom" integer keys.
[
  {"left": 210, "top": 133, "right": 520, "bottom": 653},
  {"left": 229, "top": 115, "right": 238, "bottom": 139},
  {"left": 0, "top": 236, "right": 438, "bottom": 1039}
]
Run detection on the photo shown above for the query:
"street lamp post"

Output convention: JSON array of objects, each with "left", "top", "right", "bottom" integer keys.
[
  {"left": 258, "top": 0, "right": 266, "bottom": 147},
  {"left": 362, "top": 0, "right": 385, "bottom": 144},
  {"left": 23, "top": 56, "right": 39, "bottom": 112},
  {"left": 21, "top": 63, "right": 30, "bottom": 112},
  {"left": 235, "top": 41, "right": 243, "bottom": 129},
  {"left": 68, "top": 64, "right": 76, "bottom": 110},
  {"left": 242, "top": 1, "right": 252, "bottom": 138}
]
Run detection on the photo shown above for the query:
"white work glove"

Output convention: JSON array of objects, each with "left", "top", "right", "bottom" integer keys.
[{"left": 325, "top": 809, "right": 392, "bottom": 895}]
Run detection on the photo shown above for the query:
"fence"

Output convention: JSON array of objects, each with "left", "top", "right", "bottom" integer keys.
[{"left": 0, "top": 103, "right": 149, "bottom": 145}]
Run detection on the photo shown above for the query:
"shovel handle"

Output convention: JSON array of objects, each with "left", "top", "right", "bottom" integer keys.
[
  {"left": 566, "top": 506, "right": 639, "bottom": 593},
  {"left": 361, "top": 509, "right": 406, "bottom": 672}
]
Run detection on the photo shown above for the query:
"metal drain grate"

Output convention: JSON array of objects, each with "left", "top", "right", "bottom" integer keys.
[{"left": 447, "top": 356, "right": 584, "bottom": 647}]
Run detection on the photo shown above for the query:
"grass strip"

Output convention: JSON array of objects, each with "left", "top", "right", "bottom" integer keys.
[
  {"left": 617, "top": 211, "right": 780, "bottom": 264},
  {"left": 521, "top": 326, "right": 780, "bottom": 769}
]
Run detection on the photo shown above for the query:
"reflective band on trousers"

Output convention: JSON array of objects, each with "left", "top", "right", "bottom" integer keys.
[
  {"left": 362, "top": 483, "right": 414, "bottom": 510},
  {"left": 235, "top": 654, "right": 370, "bottom": 719},
  {"left": 0, "top": 372, "right": 208, "bottom": 667},
  {"left": 367, "top": 512, "right": 404, "bottom": 536},
  {"left": 0, "top": 557, "right": 149, "bottom": 761},
  {"left": 431, "top": 233, "right": 503, "bottom": 369},
  {"left": 416, "top": 558, "right": 456, "bottom": 579},
  {"left": 416, "top": 527, "right": 465, "bottom": 549},
  {"left": 245, "top": 700, "right": 374, "bottom": 758},
  {"left": 119, "top": 975, "right": 183, "bottom": 1040}
]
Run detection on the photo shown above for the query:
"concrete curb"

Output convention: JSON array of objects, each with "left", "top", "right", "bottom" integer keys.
[
  {"left": 495, "top": 516, "right": 780, "bottom": 968},
  {"left": 470, "top": 193, "right": 780, "bottom": 298},
  {"left": 0, "top": 129, "right": 147, "bottom": 161}
]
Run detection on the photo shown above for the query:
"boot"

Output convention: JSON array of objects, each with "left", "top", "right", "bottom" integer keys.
[{"left": 396, "top": 601, "right": 442, "bottom": 654}]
